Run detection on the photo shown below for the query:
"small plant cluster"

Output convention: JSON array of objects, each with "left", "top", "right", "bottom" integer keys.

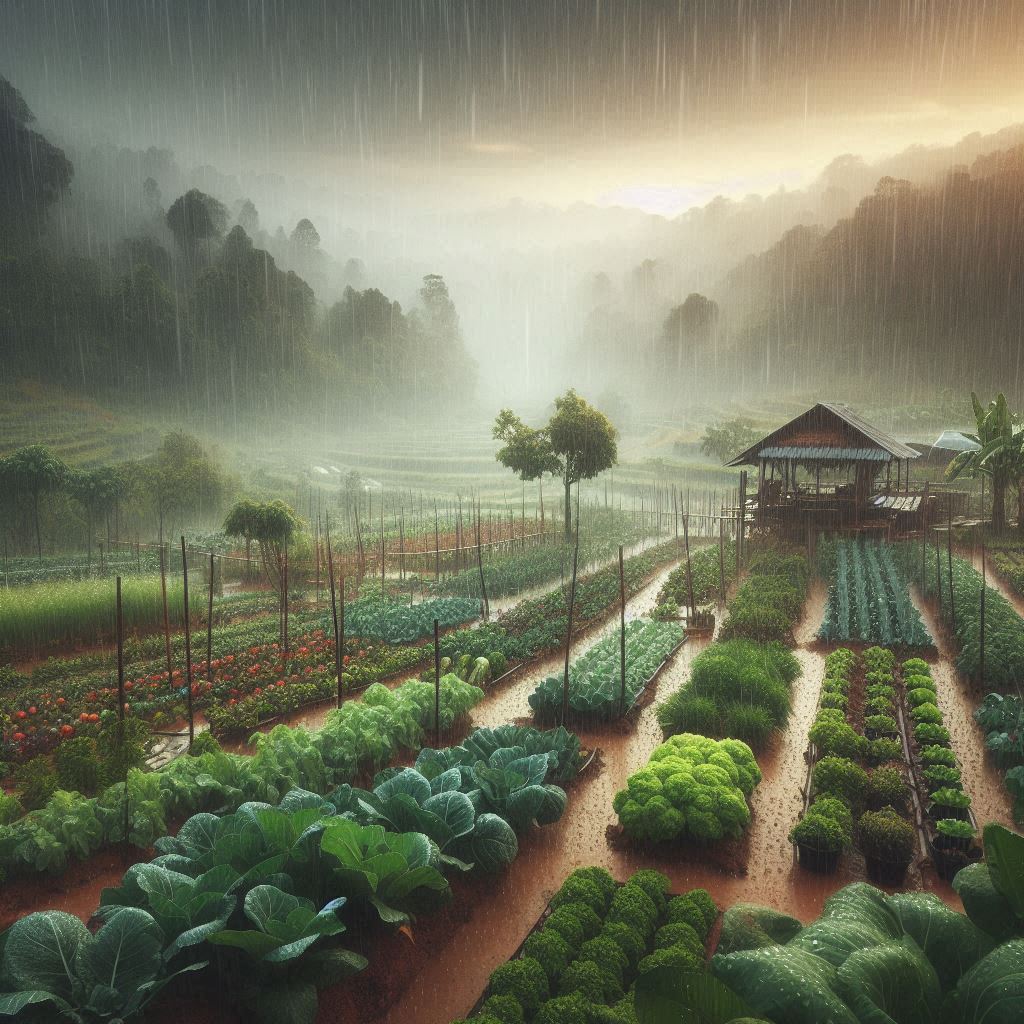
[
  {"left": 657, "top": 638, "right": 799, "bottom": 751},
  {"left": 343, "top": 594, "right": 480, "bottom": 644},
  {"left": 717, "top": 546, "right": 809, "bottom": 645},
  {"left": 817, "top": 539, "right": 933, "bottom": 647},
  {"left": 656, "top": 539, "right": 737, "bottom": 609},
  {"left": 974, "top": 691, "right": 1024, "bottom": 823},
  {"left": 528, "top": 619, "right": 684, "bottom": 721},
  {"left": 613, "top": 733, "right": 761, "bottom": 843},
  {"left": 0, "top": 676, "right": 487, "bottom": 880},
  {"left": 796, "top": 648, "right": 917, "bottom": 881},
  {"left": 895, "top": 656, "right": 978, "bottom": 872},
  {"left": 452, "top": 868, "right": 718, "bottom": 1024}
]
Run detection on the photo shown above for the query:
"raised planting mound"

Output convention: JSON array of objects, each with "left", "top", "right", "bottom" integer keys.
[
  {"left": 818, "top": 539, "right": 933, "bottom": 648},
  {"left": 451, "top": 867, "right": 719, "bottom": 1024},
  {"left": 528, "top": 619, "right": 684, "bottom": 721},
  {"left": 613, "top": 733, "right": 761, "bottom": 843}
]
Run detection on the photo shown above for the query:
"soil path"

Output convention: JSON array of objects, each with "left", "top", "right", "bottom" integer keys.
[
  {"left": 370, "top": 578, "right": 845, "bottom": 1024},
  {"left": 908, "top": 583, "right": 1015, "bottom": 832}
]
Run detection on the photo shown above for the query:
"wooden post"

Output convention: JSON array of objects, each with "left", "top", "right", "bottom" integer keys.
[
  {"left": 683, "top": 510, "right": 696, "bottom": 618},
  {"left": 560, "top": 526, "right": 580, "bottom": 727},
  {"left": 618, "top": 545, "right": 627, "bottom": 717},
  {"left": 326, "top": 517, "right": 342, "bottom": 708},
  {"left": 921, "top": 483, "right": 929, "bottom": 588},
  {"left": 207, "top": 551, "right": 214, "bottom": 682},
  {"left": 315, "top": 514, "right": 321, "bottom": 607},
  {"left": 380, "top": 496, "right": 386, "bottom": 587},
  {"left": 116, "top": 576, "right": 125, "bottom": 723},
  {"left": 434, "top": 500, "right": 440, "bottom": 581},
  {"left": 947, "top": 504, "right": 956, "bottom": 632},
  {"left": 158, "top": 519, "right": 172, "bottom": 686},
  {"left": 980, "top": 538, "right": 987, "bottom": 687},
  {"left": 718, "top": 516, "right": 726, "bottom": 605},
  {"left": 283, "top": 538, "right": 289, "bottom": 654},
  {"left": 433, "top": 619, "right": 441, "bottom": 746},
  {"left": 180, "top": 537, "right": 194, "bottom": 748},
  {"left": 476, "top": 500, "right": 489, "bottom": 620},
  {"left": 935, "top": 531, "right": 943, "bottom": 617}
]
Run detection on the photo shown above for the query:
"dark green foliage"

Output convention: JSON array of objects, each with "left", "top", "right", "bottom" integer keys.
[
  {"left": 550, "top": 874, "right": 609, "bottom": 916},
  {"left": 866, "top": 767, "right": 909, "bottom": 812},
  {"left": 716, "top": 903, "right": 804, "bottom": 956},
  {"left": 544, "top": 903, "right": 602, "bottom": 947},
  {"left": 858, "top": 807, "right": 916, "bottom": 864},
  {"left": 867, "top": 737, "right": 904, "bottom": 766},
  {"left": 479, "top": 994, "right": 525, "bottom": 1024},
  {"left": 813, "top": 756, "right": 869, "bottom": 805},
  {"left": 0, "top": 793, "right": 24, "bottom": 825},
  {"left": 558, "top": 959, "right": 608, "bottom": 1002},
  {"left": 13, "top": 755, "right": 57, "bottom": 810},
  {"left": 601, "top": 921, "right": 647, "bottom": 970},
  {"left": 654, "top": 922, "right": 703, "bottom": 955},
  {"left": 580, "top": 936, "right": 629, "bottom": 984},
  {"left": 95, "top": 718, "right": 150, "bottom": 790},
  {"left": 627, "top": 869, "right": 670, "bottom": 914},
  {"left": 637, "top": 942, "right": 704, "bottom": 976},
  {"left": 809, "top": 717, "right": 866, "bottom": 759},
  {"left": 189, "top": 731, "right": 223, "bottom": 757},
  {"left": 55, "top": 736, "right": 100, "bottom": 795},
  {"left": 607, "top": 885, "right": 659, "bottom": 939},
  {"left": 524, "top": 930, "right": 575, "bottom": 983},
  {"left": 665, "top": 895, "right": 710, "bottom": 941},
  {"left": 534, "top": 993, "right": 591, "bottom": 1024},
  {"left": 488, "top": 957, "right": 549, "bottom": 1015}
]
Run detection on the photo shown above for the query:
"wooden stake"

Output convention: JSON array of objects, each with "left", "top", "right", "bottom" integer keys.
[
  {"left": 947, "top": 504, "right": 956, "bottom": 631},
  {"left": 326, "top": 516, "right": 342, "bottom": 707},
  {"left": 180, "top": 537, "right": 194, "bottom": 748},
  {"left": 434, "top": 618, "right": 441, "bottom": 745},
  {"left": 683, "top": 510, "right": 695, "bottom": 617},
  {"left": 207, "top": 551, "right": 214, "bottom": 682},
  {"left": 618, "top": 545, "right": 627, "bottom": 717},
  {"left": 560, "top": 524, "right": 580, "bottom": 727},
  {"left": 980, "top": 538, "right": 987, "bottom": 687},
  {"left": 476, "top": 500, "right": 490, "bottom": 620},
  {"left": 116, "top": 576, "right": 125, "bottom": 723},
  {"left": 158, "top": 517, "right": 172, "bottom": 686},
  {"left": 718, "top": 516, "right": 726, "bottom": 605}
]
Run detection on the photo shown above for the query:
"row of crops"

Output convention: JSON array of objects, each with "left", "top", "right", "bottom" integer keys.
[{"left": 818, "top": 539, "right": 933, "bottom": 647}]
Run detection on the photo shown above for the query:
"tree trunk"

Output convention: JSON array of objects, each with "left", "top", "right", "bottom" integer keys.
[
  {"left": 993, "top": 474, "right": 1007, "bottom": 532},
  {"left": 33, "top": 491, "right": 42, "bottom": 560},
  {"left": 564, "top": 478, "right": 572, "bottom": 540}
]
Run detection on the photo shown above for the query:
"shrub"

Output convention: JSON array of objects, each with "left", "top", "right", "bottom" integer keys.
[
  {"left": 809, "top": 718, "right": 865, "bottom": 759},
  {"left": 601, "top": 922, "right": 646, "bottom": 969},
  {"left": 534, "top": 994, "right": 591, "bottom": 1024},
  {"left": 910, "top": 702, "right": 943, "bottom": 725},
  {"left": 721, "top": 704, "right": 776, "bottom": 748},
  {"left": 558, "top": 959, "right": 608, "bottom": 1002},
  {"left": 637, "top": 943, "right": 703, "bottom": 976},
  {"left": 922, "top": 764, "right": 962, "bottom": 788},
  {"left": 569, "top": 866, "right": 617, "bottom": 904},
  {"left": 921, "top": 745, "right": 957, "bottom": 766},
  {"left": 607, "top": 885, "right": 659, "bottom": 938},
  {"left": 480, "top": 995, "right": 526, "bottom": 1024},
  {"left": 523, "top": 930, "right": 574, "bottom": 983},
  {"left": 821, "top": 676, "right": 851, "bottom": 694},
  {"left": 808, "top": 795, "right": 854, "bottom": 835},
  {"left": 866, "top": 737, "right": 904, "bottom": 766},
  {"left": 790, "top": 813, "right": 847, "bottom": 853},
  {"left": 907, "top": 687, "right": 938, "bottom": 708},
  {"left": 544, "top": 903, "right": 601, "bottom": 947},
  {"left": 685, "top": 888, "right": 719, "bottom": 933},
  {"left": 550, "top": 874, "right": 609, "bottom": 916},
  {"left": 902, "top": 658, "right": 930, "bottom": 675},
  {"left": 825, "top": 648, "right": 856, "bottom": 676},
  {"left": 14, "top": 756, "right": 58, "bottom": 811},
  {"left": 188, "top": 731, "right": 222, "bottom": 757},
  {"left": 914, "top": 723, "right": 951, "bottom": 746},
  {"left": 864, "top": 715, "right": 898, "bottom": 737},
  {"left": 579, "top": 936, "right": 628, "bottom": 983},
  {"left": 55, "top": 737, "right": 100, "bottom": 795},
  {"left": 865, "top": 767, "right": 909, "bottom": 811},
  {"left": 857, "top": 807, "right": 915, "bottom": 865},
  {"left": 95, "top": 719, "right": 150, "bottom": 790},
  {"left": 661, "top": 694, "right": 719, "bottom": 735},
  {"left": 627, "top": 869, "right": 670, "bottom": 913},
  {"left": 488, "top": 957, "right": 549, "bottom": 1015},
  {"left": 864, "top": 695, "right": 895, "bottom": 716},
  {"left": 812, "top": 756, "right": 868, "bottom": 806},
  {"left": 0, "top": 793, "right": 23, "bottom": 825},
  {"left": 665, "top": 895, "right": 708, "bottom": 939},
  {"left": 819, "top": 692, "right": 849, "bottom": 711},
  {"left": 654, "top": 922, "right": 703, "bottom": 955},
  {"left": 866, "top": 684, "right": 898, "bottom": 701}
]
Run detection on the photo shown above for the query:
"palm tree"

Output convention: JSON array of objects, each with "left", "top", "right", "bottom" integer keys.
[{"left": 946, "top": 393, "right": 1016, "bottom": 533}]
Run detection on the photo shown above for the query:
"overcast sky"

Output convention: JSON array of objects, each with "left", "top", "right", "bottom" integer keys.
[{"left": 4, "top": 0, "right": 1024, "bottom": 213}]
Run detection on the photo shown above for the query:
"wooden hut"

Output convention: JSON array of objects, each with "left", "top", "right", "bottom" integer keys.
[{"left": 725, "top": 403, "right": 926, "bottom": 537}]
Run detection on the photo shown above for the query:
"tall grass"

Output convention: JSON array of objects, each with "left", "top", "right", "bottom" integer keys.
[{"left": 0, "top": 575, "right": 187, "bottom": 655}]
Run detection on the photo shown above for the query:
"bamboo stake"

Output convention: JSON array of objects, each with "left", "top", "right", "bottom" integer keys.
[
  {"left": 560, "top": 525, "right": 581, "bottom": 727},
  {"left": 158, "top": 518, "right": 172, "bottom": 686},
  {"left": 180, "top": 537, "right": 194, "bottom": 748},
  {"left": 434, "top": 619, "right": 441, "bottom": 745},
  {"left": 207, "top": 551, "right": 214, "bottom": 682},
  {"left": 326, "top": 516, "right": 342, "bottom": 708},
  {"left": 618, "top": 545, "right": 626, "bottom": 718}
]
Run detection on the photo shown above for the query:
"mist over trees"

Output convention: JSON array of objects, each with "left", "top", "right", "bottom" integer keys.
[{"left": 0, "top": 75, "right": 477, "bottom": 428}]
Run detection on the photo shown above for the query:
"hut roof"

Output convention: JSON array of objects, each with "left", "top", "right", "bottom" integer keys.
[{"left": 726, "top": 403, "right": 919, "bottom": 467}]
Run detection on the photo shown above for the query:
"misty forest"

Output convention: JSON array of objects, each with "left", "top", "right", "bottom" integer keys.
[{"left": 4, "top": 3, "right": 1024, "bottom": 1024}]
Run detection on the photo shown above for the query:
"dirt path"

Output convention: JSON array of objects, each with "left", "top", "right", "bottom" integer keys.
[{"left": 909, "top": 584, "right": 1014, "bottom": 831}]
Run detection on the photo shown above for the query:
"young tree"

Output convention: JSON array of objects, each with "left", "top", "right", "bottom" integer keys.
[
  {"left": 165, "top": 188, "right": 228, "bottom": 262},
  {"left": 493, "top": 390, "right": 618, "bottom": 538},
  {"left": 947, "top": 393, "right": 1016, "bottom": 533},
  {"left": 223, "top": 498, "right": 261, "bottom": 577},
  {"left": 253, "top": 500, "right": 301, "bottom": 591},
  {"left": 145, "top": 433, "right": 227, "bottom": 535},
  {"left": 69, "top": 466, "right": 123, "bottom": 561},
  {"left": 0, "top": 445, "right": 68, "bottom": 557},
  {"left": 700, "top": 419, "right": 761, "bottom": 463}
]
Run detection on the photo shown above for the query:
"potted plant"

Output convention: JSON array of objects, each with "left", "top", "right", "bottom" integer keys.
[
  {"left": 931, "top": 819, "right": 980, "bottom": 881},
  {"left": 789, "top": 811, "right": 847, "bottom": 873},
  {"left": 929, "top": 787, "right": 972, "bottom": 822},
  {"left": 858, "top": 807, "right": 916, "bottom": 886}
]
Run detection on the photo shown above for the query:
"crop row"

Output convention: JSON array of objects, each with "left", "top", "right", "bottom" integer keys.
[
  {"left": 818, "top": 539, "right": 932, "bottom": 647},
  {"left": 654, "top": 538, "right": 736, "bottom": 611},
  {"left": 793, "top": 647, "right": 919, "bottom": 883},
  {"left": 451, "top": 868, "right": 718, "bottom": 1024},
  {"left": 528, "top": 619, "right": 684, "bottom": 721},
  {"left": 0, "top": 720, "right": 580, "bottom": 1024}
]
